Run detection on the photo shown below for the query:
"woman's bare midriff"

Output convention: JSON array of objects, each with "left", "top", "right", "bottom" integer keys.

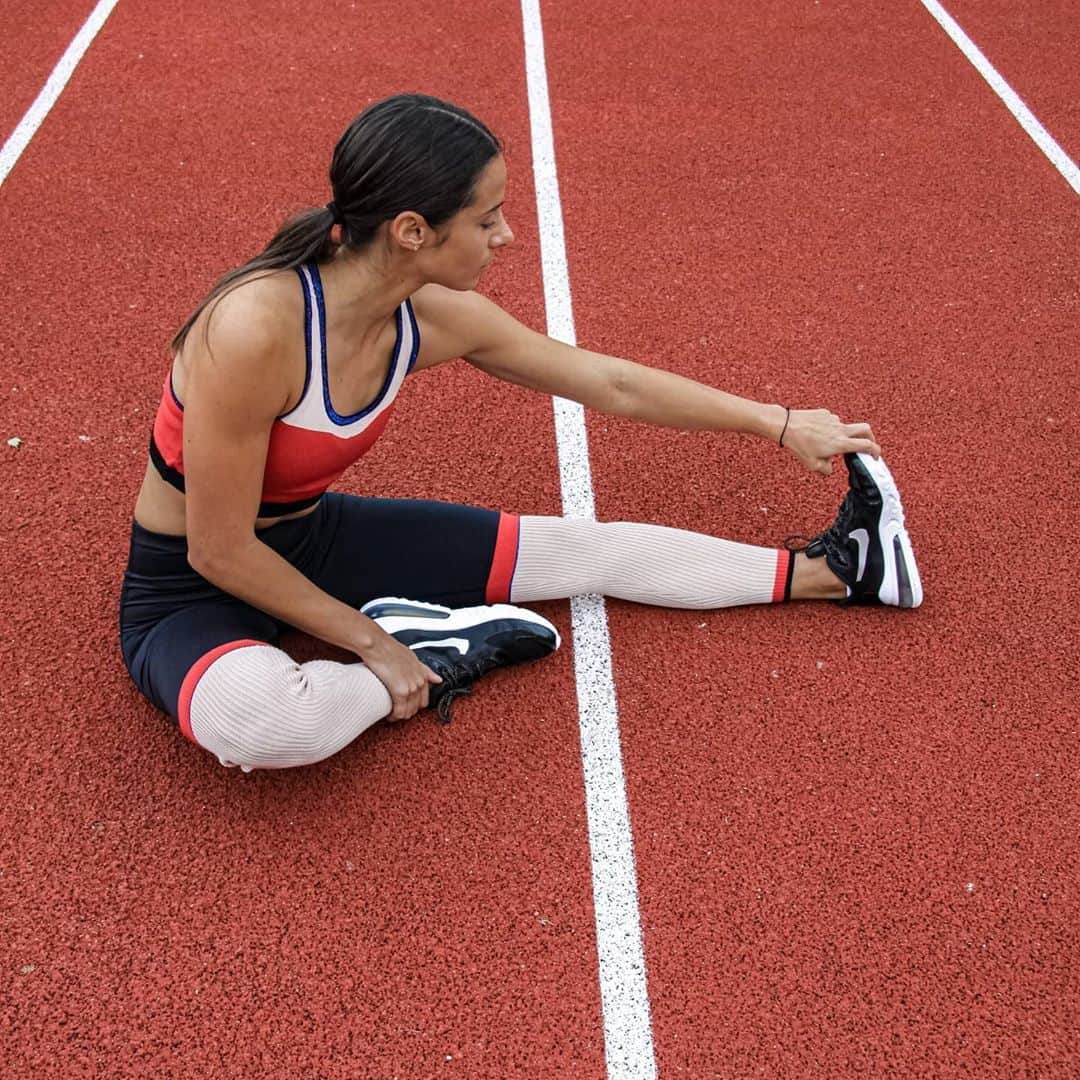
[{"left": 132, "top": 460, "right": 319, "bottom": 537}]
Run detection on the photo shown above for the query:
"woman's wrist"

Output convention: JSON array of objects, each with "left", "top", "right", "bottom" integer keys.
[
  {"left": 344, "top": 613, "right": 381, "bottom": 656},
  {"left": 750, "top": 401, "right": 789, "bottom": 442}
]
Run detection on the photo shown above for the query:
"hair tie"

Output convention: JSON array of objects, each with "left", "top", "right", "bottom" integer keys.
[{"left": 326, "top": 201, "right": 344, "bottom": 227}]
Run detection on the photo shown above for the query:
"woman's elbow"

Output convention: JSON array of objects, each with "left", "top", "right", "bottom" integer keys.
[
  {"left": 606, "top": 366, "right": 639, "bottom": 418},
  {"left": 187, "top": 541, "right": 223, "bottom": 582},
  {"left": 187, "top": 532, "right": 247, "bottom": 584}
]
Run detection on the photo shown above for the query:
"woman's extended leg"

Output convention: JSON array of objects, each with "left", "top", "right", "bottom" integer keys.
[
  {"left": 510, "top": 453, "right": 921, "bottom": 609},
  {"left": 510, "top": 517, "right": 839, "bottom": 608}
]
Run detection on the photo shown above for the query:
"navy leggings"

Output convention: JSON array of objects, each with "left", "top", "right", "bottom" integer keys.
[{"left": 119, "top": 492, "right": 518, "bottom": 721}]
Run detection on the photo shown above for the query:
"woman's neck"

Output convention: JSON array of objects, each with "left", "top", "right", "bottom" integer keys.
[{"left": 319, "top": 243, "right": 421, "bottom": 337}]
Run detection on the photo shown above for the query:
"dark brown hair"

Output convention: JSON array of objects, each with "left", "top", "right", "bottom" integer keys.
[{"left": 171, "top": 93, "right": 501, "bottom": 353}]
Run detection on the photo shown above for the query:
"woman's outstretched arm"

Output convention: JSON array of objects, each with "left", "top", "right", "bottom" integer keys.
[{"left": 413, "top": 286, "right": 880, "bottom": 475}]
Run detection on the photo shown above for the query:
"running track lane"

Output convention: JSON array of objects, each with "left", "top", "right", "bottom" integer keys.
[
  {"left": 939, "top": 0, "right": 1079, "bottom": 162},
  {"left": 0, "top": 1, "right": 609, "bottom": 1075},
  {"left": 543, "top": 0, "right": 1078, "bottom": 1073},
  {"left": 0, "top": 0, "right": 99, "bottom": 140}
]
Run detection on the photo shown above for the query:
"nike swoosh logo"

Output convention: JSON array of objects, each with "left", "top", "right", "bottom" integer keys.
[
  {"left": 850, "top": 528, "right": 870, "bottom": 582},
  {"left": 409, "top": 637, "right": 470, "bottom": 656}
]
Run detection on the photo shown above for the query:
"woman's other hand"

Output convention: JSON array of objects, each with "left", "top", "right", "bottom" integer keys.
[{"left": 354, "top": 626, "right": 443, "bottom": 722}]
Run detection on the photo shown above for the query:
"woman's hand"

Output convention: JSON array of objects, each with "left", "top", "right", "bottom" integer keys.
[
  {"left": 354, "top": 626, "right": 443, "bottom": 722},
  {"left": 781, "top": 408, "right": 881, "bottom": 475}
]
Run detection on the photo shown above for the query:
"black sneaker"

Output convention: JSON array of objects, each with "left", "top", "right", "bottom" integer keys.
[
  {"left": 804, "top": 452, "right": 923, "bottom": 608},
  {"left": 359, "top": 597, "right": 561, "bottom": 722}
]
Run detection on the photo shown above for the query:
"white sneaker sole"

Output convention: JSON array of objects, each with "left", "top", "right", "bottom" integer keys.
[
  {"left": 361, "top": 596, "right": 562, "bottom": 649},
  {"left": 855, "top": 453, "right": 924, "bottom": 608}
]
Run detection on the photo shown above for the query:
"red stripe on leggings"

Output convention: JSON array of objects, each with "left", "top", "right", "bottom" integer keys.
[
  {"left": 772, "top": 549, "right": 792, "bottom": 603},
  {"left": 177, "top": 639, "right": 266, "bottom": 744},
  {"left": 485, "top": 513, "right": 521, "bottom": 603}
]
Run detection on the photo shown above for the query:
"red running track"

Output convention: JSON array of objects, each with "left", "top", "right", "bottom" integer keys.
[
  {"left": 1, "top": 0, "right": 1077, "bottom": 1076},
  {"left": 941, "top": 0, "right": 1079, "bottom": 161},
  {"left": 1, "top": 1, "right": 599, "bottom": 1076},
  {"left": 0, "top": 0, "right": 96, "bottom": 140},
  {"left": 544, "top": 0, "right": 1078, "bottom": 1073}
]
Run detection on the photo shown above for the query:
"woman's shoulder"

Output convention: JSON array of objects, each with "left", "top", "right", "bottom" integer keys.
[
  {"left": 179, "top": 269, "right": 302, "bottom": 365},
  {"left": 407, "top": 285, "right": 493, "bottom": 370},
  {"left": 411, "top": 284, "right": 517, "bottom": 356},
  {"left": 171, "top": 269, "right": 307, "bottom": 411},
  {"left": 409, "top": 282, "right": 488, "bottom": 322},
  {"left": 409, "top": 284, "right": 539, "bottom": 373}
]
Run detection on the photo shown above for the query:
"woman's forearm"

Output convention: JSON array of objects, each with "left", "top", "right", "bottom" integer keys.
[
  {"left": 610, "top": 357, "right": 787, "bottom": 440},
  {"left": 189, "top": 536, "right": 378, "bottom": 654}
]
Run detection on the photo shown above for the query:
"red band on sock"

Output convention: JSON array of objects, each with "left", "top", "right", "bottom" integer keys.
[
  {"left": 178, "top": 639, "right": 267, "bottom": 744},
  {"left": 485, "top": 513, "right": 521, "bottom": 603},
  {"left": 772, "top": 549, "right": 792, "bottom": 603}
]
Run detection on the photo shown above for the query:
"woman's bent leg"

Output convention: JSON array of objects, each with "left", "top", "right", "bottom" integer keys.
[
  {"left": 510, "top": 517, "right": 796, "bottom": 609},
  {"left": 186, "top": 643, "right": 392, "bottom": 771}
]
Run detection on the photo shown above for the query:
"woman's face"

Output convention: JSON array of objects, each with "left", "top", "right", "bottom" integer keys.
[{"left": 426, "top": 154, "right": 514, "bottom": 290}]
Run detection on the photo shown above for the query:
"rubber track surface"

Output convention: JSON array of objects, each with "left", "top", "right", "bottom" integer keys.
[
  {"left": 1, "top": 1, "right": 599, "bottom": 1076},
  {"left": 1, "top": 0, "right": 1077, "bottom": 1076},
  {"left": 543, "top": 0, "right": 1078, "bottom": 1073},
  {"left": 942, "top": 0, "right": 1079, "bottom": 158},
  {"left": 0, "top": 0, "right": 95, "bottom": 139}
]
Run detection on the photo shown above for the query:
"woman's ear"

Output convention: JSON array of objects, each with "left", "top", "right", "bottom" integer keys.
[{"left": 389, "top": 211, "right": 427, "bottom": 251}]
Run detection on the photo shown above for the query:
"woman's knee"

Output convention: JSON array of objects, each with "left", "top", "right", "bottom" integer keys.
[{"left": 185, "top": 645, "right": 384, "bottom": 771}]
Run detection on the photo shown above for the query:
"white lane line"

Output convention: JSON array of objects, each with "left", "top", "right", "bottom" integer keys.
[
  {"left": 920, "top": 0, "right": 1080, "bottom": 195},
  {"left": 0, "top": 0, "right": 122, "bottom": 189},
  {"left": 519, "top": 2, "right": 658, "bottom": 1077}
]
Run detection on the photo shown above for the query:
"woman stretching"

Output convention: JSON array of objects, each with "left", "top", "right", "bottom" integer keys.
[{"left": 120, "top": 94, "right": 922, "bottom": 773}]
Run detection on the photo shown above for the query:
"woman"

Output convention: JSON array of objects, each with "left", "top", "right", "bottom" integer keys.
[{"left": 121, "top": 93, "right": 921, "bottom": 773}]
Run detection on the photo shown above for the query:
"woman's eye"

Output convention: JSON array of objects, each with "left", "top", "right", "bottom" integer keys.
[{"left": 481, "top": 221, "right": 496, "bottom": 231}]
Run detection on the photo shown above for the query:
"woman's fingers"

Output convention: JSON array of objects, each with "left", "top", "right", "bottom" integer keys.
[
  {"left": 395, "top": 660, "right": 444, "bottom": 721},
  {"left": 384, "top": 671, "right": 426, "bottom": 721},
  {"left": 361, "top": 634, "right": 445, "bottom": 722},
  {"left": 844, "top": 435, "right": 881, "bottom": 457},
  {"left": 843, "top": 423, "right": 880, "bottom": 458},
  {"left": 391, "top": 682, "right": 425, "bottom": 720},
  {"left": 785, "top": 409, "right": 883, "bottom": 473}
]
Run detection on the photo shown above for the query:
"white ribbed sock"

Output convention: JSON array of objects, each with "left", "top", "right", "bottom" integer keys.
[
  {"left": 511, "top": 516, "right": 783, "bottom": 609},
  {"left": 188, "top": 644, "right": 392, "bottom": 771}
]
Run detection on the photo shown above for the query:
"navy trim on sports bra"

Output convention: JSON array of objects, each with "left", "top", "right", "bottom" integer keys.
[
  {"left": 307, "top": 261, "right": 406, "bottom": 427},
  {"left": 404, "top": 297, "right": 421, "bottom": 374},
  {"left": 278, "top": 266, "right": 315, "bottom": 421}
]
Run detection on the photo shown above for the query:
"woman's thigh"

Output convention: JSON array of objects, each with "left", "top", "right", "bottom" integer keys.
[
  {"left": 120, "top": 521, "right": 282, "bottom": 721},
  {"left": 308, "top": 492, "right": 518, "bottom": 610},
  {"left": 123, "top": 598, "right": 280, "bottom": 721}
]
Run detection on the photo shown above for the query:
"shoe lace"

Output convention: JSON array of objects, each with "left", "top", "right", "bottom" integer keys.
[
  {"left": 430, "top": 656, "right": 493, "bottom": 724},
  {"left": 789, "top": 490, "right": 858, "bottom": 563},
  {"left": 435, "top": 683, "right": 472, "bottom": 724}
]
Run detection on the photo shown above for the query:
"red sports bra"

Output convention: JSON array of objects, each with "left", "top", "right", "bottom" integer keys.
[{"left": 150, "top": 262, "right": 419, "bottom": 517}]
